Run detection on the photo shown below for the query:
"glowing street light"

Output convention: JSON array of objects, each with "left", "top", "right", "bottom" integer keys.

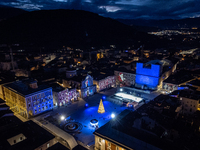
[
  {"left": 111, "top": 113, "right": 115, "bottom": 118},
  {"left": 120, "top": 88, "right": 123, "bottom": 92},
  {"left": 60, "top": 115, "right": 65, "bottom": 121}
]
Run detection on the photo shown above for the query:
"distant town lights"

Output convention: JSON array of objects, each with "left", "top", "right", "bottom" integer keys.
[{"left": 111, "top": 113, "right": 115, "bottom": 118}]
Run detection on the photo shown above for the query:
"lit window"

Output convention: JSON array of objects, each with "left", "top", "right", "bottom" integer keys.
[
  {"left": 116, "top": 146, "right": 119, "bottom": 150},
  {"left": 35, "top": 110, "right": 37, "bottom": 114},
  {"left": 47, "top": 143, "right": 50, "bottom": 148},
  {"left": 108, "top": 142, "right": 111, "bottom": 147},
  {"left": 39, "top": 109, "right": 41, "bottom": 112},
  {"left": 99, "top": 138, "right": 101, "bottom": 143}
]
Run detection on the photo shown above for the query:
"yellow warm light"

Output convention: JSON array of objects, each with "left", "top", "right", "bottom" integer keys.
[
  {"left": 192, "top": 27, "right": 197, "bottom": 29},
  {"left": 97, "top": 53, "right": 100, "bottom": 61}
]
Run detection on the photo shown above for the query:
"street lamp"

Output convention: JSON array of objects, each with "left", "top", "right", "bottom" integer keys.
[
  {"left": 111, "top": 113, "right": 115, "bottom": 118},
  {"left": 60, "top": 115, "right": 65, "bottom": 121}
]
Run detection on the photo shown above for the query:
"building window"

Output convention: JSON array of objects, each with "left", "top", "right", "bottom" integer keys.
[
  {"left": 99, "top": 144, "right": 101, "bottom": 150},
  {"left": 39, "top": 109, "right": 41, "bottom": 112},
  {"left": 116, "top": 146, "right": 119, "bottom": 150},
  {"left": 47, "top": 143, "right": 50, "bottom": 148},
  {"left": 99, "top": 138, "right": 101, "bottom": 143},
  {"left": 49, "top": 104, "right": 51, "bottom": 108},
  {"left": 42, "top": 107, "right": 44, "bottom": 110},
  {"left": 14, "top": 140, "right": 16, "bottom": 144},
  {"left": 108, "top": 142, "right": 111, "bottom": 147},
  {"left": 20, "top": 137, "right": 23, "bottom": 140},
  {"left": 35, "top": 110, "right": 37, "bottom": 114}
]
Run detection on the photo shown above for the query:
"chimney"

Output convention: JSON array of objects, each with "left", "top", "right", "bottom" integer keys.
[{"left": 29, "top": 80, "right": 38, "bottom": 89}]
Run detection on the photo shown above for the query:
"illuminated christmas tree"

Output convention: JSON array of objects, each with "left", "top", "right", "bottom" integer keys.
[{"left": 98, "top": 99, "right": 105, "bottom": 113}]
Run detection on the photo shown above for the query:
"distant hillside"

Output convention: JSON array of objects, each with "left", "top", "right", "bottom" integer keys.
[
  {"left": 0, "top": 9, "right": 165, "bottom": 49},
  {"left": 0, "top": 5, "right": 27, "bottom": 20},
  {"left": 117, "top": 18, "right": 200, "bottom": 29}
]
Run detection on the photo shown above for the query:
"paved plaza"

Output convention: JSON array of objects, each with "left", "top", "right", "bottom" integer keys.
[
  {"left": 33, "top": 91, "right": 128, "bottom": 149},
  {"left": 31, "top": 88, "right": 160, "bottom": 149}
]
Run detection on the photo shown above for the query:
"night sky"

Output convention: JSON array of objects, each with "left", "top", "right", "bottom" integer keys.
[{"left": 1, "top": 0, "right": 200, "bottom": 19}]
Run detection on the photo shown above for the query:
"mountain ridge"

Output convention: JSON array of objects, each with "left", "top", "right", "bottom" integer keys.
[
  {"left": 0, "top": 4, "right": 27, "bottom": 20},
  {"left": 117, "top": 17, "right": 200, "bottom": 29},
  {"left": 0, "top": 9, "right": 164, "bottom": 49}
]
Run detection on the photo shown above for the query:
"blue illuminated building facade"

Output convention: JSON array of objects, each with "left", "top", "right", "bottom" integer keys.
[
  {"left": 81, "top": 75, "right": 96, "bottom": 98},
  {"left": 62, "top": 74, "right": 96, "bottom": 98},
  {"left": 26, "top": 88, "right": 53, "bottom": 117},
  {"left": 3, "top": 79, "right": 53, "bottom": 118},
  {"left": 135, "top": 60, "right": 173, "bottom": 90}
]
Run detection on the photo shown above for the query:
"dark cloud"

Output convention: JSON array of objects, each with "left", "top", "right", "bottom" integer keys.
[{"left": 0, "top": 0, "right": 200, "bottom": 19}]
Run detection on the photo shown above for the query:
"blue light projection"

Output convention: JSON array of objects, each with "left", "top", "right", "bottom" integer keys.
[
  {"left": 136, "top": 63, "right": 160, "bottom": 77},
  {"left": 135, "top": 62, "right": 161, "bottom": 87},
  {"left": 102, "top": 96, "right": 106, "bottom": 99},
  {"left": 136, "top": 75, "right": 159, "bottom": 87}
]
